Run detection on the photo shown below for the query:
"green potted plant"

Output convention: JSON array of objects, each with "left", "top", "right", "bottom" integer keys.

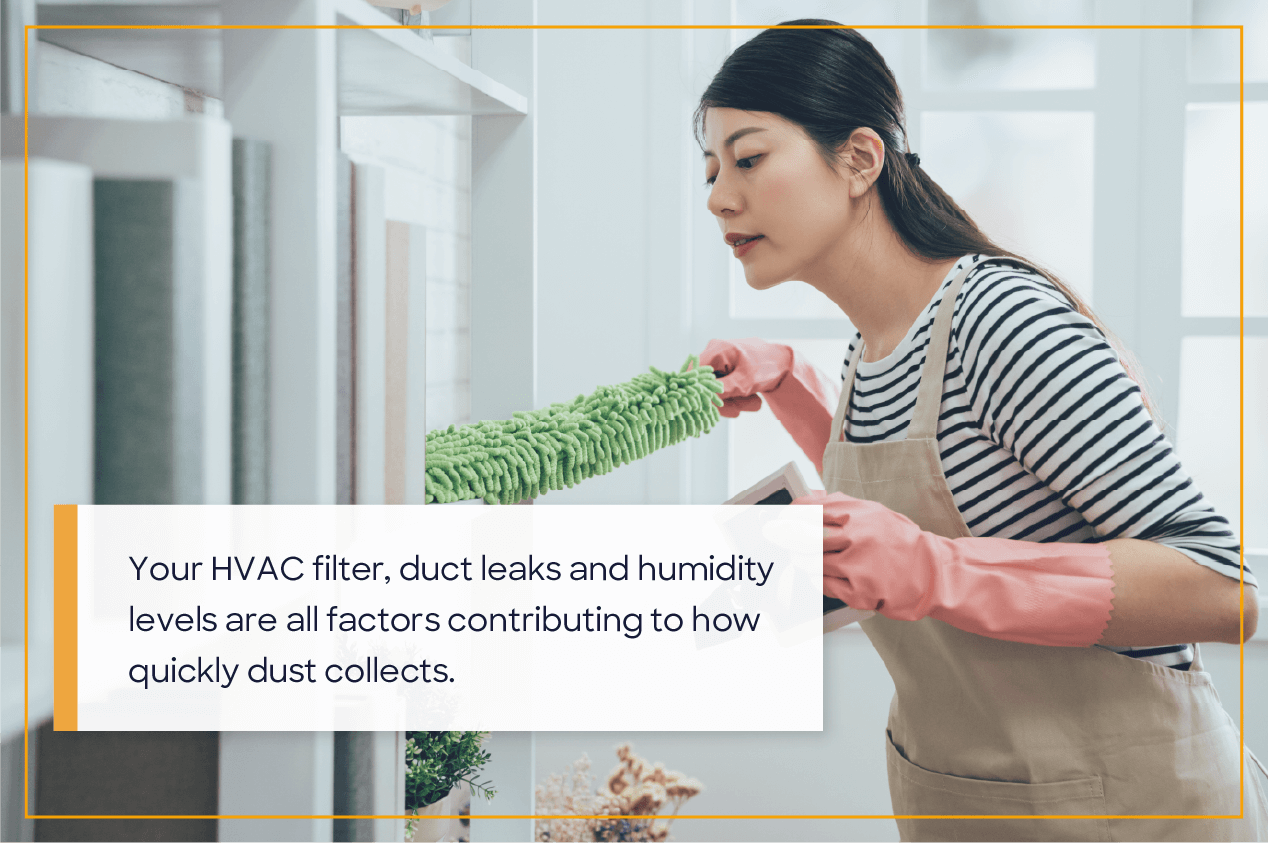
[{"left": 406, "top": 731, "right": 495, "bottom": 841}]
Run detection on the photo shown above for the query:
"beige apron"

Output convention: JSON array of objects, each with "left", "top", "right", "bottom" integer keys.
[{"left": 820, "top": 262, "right": 1268, "bottom": 841}]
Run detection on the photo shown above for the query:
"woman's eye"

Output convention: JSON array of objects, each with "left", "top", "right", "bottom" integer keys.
[{"left": 703, "top": 154, "right": 760, "bottom": 186}]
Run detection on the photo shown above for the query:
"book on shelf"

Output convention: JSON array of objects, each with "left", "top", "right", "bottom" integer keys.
[
  {"left": 384, "top": 219, "right": 427, "bottom": 505},
  {"left": 336, "top": 152, "right": 354, "bottom": 504},
  {"left": 232, "top": 138, "right": 271, "bottom": 505},
  {"left": 341, "top": 159, "right": 429, "bottom": 506},
  {"left": 94, "top": 178, "right": 202, "bottom": 505}
]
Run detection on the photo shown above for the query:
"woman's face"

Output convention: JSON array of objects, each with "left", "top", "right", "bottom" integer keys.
[{"left": 702, "top": 108, "right": 861, "bottom": 290}]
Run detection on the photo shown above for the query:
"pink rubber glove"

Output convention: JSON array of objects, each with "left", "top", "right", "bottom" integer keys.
[
  {"left": 700, "top": 338, "right": 840, "bottom": 475},
  {"left": 794, "top": 490, "right": 1115, "bottom": 647}
]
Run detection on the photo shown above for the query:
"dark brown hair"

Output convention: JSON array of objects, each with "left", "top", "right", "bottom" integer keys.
[{"left": 694, "top": 21, "right": 1154, "bottom": 414}]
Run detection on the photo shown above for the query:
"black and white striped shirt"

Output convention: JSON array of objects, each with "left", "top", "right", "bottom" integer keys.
[{"left": 840, "top": 254, "right": 1253, "bottom": 670}]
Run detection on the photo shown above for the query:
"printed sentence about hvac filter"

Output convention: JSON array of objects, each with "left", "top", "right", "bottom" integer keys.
[
  {"left": 64, "top": 472, "right": 823, "bottom": 732},
  {"left": 122, "top": 553, "right": 773, "bottom": 690}
]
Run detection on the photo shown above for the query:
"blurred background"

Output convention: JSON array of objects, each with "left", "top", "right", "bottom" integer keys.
[{"left": 1, "top": 0, "right": 1264, "bottom": 840}]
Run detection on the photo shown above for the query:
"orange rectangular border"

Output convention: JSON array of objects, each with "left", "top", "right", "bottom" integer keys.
[{"left": 24, "top": 19, "right": 1252, "bottom": 821}]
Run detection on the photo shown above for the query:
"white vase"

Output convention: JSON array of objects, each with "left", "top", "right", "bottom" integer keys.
[{"left": 407, "top": 790, "right": 453, "bottom": 843}]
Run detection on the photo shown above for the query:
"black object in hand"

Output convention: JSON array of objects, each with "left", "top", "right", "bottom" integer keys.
[{"left": 755, "top": 488, "right": 793, "bottom": 505}]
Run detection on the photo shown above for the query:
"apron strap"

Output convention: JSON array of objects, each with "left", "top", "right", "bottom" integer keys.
[
  {"left": 831, "top": 258, "right": 1041, "bottom": 443},
  {"left": 831, "top": 263, "right": 975, "bottom": 443},
  {"left": 907, "top": 263, "right": 975, "bottom": 439},
  {"left": 830, "top": 332, "right": 867, "bottom": 443}
]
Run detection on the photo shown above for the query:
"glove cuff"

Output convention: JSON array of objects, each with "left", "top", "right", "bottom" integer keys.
[
  {"left": 928, "top": 538, "right": 1115, "bottom": 648},
  {"left": 762, "top": 352, "right": 840, "bottom": 476}
]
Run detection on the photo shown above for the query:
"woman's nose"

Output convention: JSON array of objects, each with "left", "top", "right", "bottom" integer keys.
[{"left": 707, "top": 175, "right": 741, "bottom": 218}]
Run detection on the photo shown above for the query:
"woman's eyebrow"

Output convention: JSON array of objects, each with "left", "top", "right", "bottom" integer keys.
[{"left": 702, "top": 127, "right": 768, "bottom": 159}]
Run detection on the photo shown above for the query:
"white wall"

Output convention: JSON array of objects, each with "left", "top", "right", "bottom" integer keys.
[{"left": 529, "top": 0, "right": 707, "bottom": 507}]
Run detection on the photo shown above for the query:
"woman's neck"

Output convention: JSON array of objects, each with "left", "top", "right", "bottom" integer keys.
[{"left": 800, "top": 201, "right": 959, "bottom": 363}]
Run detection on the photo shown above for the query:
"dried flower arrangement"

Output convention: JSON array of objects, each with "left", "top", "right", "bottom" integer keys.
[{"left": 535, "top": 744, "right": 704, "bottom": 842}]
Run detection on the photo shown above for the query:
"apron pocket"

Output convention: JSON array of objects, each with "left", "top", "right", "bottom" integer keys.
[
  {"left": 886, "top": 732, "right": 1110, "bottom": 842},
  {"left": 1094, "top": 644, "right": 1215, "bottom": 688}
]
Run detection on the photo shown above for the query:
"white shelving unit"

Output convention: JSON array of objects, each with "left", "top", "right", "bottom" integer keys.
[
  {"left": 2, "top": 0, "right": 534, "bottom": 840},
  {"left": 334, "top": 0, "right": 527, "bottom": 115},
  {"left": 32, "top": 0, "right": 527, "bottom": 116}
]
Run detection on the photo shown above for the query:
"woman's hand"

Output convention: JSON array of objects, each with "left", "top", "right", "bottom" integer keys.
[
  {"left": 797, "top": 490, "right": 1258, "bottom": 647},
  {"left": 794, "top": 490, "right": 1116, "bottom": 647},
  {"left": 700, "top": 338, "right": 839, "bottom": 475},
  {"left": 808, "top": 491, "right": 936, "bottom": 617},
  {"left": 698, "top": 338, "right": 794, "bottom": 417}
]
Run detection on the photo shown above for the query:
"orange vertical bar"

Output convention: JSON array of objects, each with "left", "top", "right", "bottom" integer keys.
[{"left": 53, "top": 504, "right": 78, "bottom": 731}]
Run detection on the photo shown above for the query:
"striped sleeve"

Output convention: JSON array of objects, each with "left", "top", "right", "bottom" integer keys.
[{"left": 953, "top": 263, "right": 1253, "bottom": 586}]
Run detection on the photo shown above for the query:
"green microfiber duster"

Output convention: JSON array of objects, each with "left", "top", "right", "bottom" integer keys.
[{"left": 425, "top": 355, "right": 724, "bottom": 504}]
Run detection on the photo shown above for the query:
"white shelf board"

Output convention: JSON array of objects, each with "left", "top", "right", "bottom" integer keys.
[
  {"left": 334, "top": 0, "right": 526, "bottom": 115},
  {"left": 32, "top": 0, "right": 527, "bottom": 116},
  {"left": 36, "top": 3, "right": 221, "bottom": 98}
]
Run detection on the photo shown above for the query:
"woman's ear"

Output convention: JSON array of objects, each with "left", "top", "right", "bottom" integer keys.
[{"left": 839, "top": 127, "right": 886, "bottom": 198}]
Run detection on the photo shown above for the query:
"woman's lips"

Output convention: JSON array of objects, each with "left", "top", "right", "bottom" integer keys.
[{"left": 732, "top": 235, "right": 764, "bottom": 258}]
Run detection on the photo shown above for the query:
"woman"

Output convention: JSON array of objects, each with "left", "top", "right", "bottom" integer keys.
[{"left": 697, "top": 22, "right": 1267, "bottom": 841}]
